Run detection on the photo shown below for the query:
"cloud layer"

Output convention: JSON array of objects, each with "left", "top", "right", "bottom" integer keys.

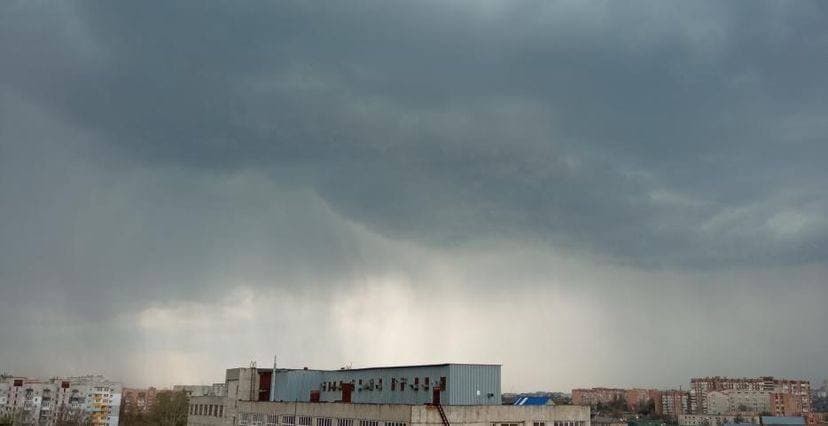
[{"left": 1, "top": 1, "right": 826, "bottom": 389}]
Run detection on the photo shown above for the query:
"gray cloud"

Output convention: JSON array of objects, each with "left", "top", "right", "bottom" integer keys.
[{"left": 1, "top": 1, "right": 826, "bottom": 388}]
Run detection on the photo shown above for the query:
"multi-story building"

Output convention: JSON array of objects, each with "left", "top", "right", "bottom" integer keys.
[
  {"left": 571, "top": 388, "right": 627, "bottom": 407},
  {"left": 0, "top": 375, "right": 121, "bottom": 426},
  {"left": 175, "top": 385, "right": 215, "bottom": 397},
  {"left": 661, "top": 390, "right": 690, "bottom": 417},
  {"left": 690, "top": 377, "right": 811, "bottom": 416},
  {"left": 571, "top": 388, "right": 659, "bottom": 412},
  {"left": 705, "top": 390, "right": 772, "bottom": 415},
  {"left": 677, "top": 414, "right": 761, "bottom": 426},
  {"left": 188, "top": 363, "right": 589, "bottom": 426},
  {"left": 122, "top": 387, "right": 159, "bottom": 414}
]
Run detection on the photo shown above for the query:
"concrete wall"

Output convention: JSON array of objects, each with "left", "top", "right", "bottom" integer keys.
[
  {"left": 189, "top": 396, "right": 227, "bottom": 426},
  {"left": 412, "top": 404, "right": 590, "bottom": 426},
  {"left": 201, "top": 401, "right": 591, "bottom": 426}
]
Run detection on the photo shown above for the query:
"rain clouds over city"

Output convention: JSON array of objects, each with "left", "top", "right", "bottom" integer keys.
[{"left": 1, "top": 1, "right": 826, "bottom": 389}]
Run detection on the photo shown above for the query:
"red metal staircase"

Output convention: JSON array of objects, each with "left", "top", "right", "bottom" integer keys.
[{"left": 435, "top": 403, "right": 449, "bottom": 426}]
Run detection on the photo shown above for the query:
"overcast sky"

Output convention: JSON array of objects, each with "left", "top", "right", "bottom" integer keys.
[{"left": 1, "top": 1, "right": 827, "bottom": 391}]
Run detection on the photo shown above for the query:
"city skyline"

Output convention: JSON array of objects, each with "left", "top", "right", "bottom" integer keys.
[{"left": 1, "top": 1, "right": 827, "bottom": 390}]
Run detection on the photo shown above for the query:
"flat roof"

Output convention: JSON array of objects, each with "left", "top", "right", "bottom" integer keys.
[{"left": 276, "top": 363, "right": 501, "bottom": 373}]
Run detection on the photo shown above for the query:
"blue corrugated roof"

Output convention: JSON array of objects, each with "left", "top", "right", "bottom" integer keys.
[{"left": 513, "top": 396, "right": 551, "bottom": 405}]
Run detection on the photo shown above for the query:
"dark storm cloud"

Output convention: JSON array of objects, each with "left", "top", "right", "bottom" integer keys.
[
  {"left": 1, "top": 1, "right": 828, "bottom": 387},
  {"left": 2, "top": 1, "right": 827, "bottom": 268}
]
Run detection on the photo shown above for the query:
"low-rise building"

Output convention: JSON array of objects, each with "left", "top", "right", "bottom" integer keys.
[{"left": 188, "top": 362, "right": 588, "bottom": 426}]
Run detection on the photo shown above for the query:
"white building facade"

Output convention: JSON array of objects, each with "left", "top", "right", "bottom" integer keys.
[{"left": 0, "top": 375, "right": 121, "bottom": 426}]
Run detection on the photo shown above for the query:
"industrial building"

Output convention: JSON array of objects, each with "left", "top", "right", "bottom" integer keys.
[
  {"left": 271, "top": 364, "right": 500, "bottom": 405},
  {"left": 187, "top": 363, "right": 590, "bottom": 426}
]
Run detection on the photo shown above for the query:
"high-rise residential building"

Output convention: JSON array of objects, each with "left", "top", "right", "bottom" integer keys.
[
  {"left": 690, "top": 377, "right": 811, "bottom": 416},
  {"left": 0, "top": 375, "right": 121, "bottom": 426},
  {"left": 661, "top": 390, "right": 690, "bottom": 416}
]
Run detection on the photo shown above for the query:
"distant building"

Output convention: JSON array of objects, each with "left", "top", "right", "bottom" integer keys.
[
  {"left": 122, "top": 387, "right": 158, "bottom": 413},
  {"left": 690, "top": 377, "right": 811, "bottom": 416},
  {"left": 805, "top": 412, "right": 828, "bottom": 425},
  {"left": 705, "top": 389, "right": 772, "bottom": 415},
  {"left": 174, "top": 385, "right": 215, "bottom": 397},
  {"left": 661, "top": 390, "right": 690, "bottom": 417},
  {"left": 571, "top": 388, "right": 626, "bottom": 407},
  {"left": 212, "top": 383, "right": 227, "bottom": 397},
  {"left": 571, "top": 388, "right": 659, "bottom": 412},
  {"left": 0, "top": 375, "right": 121, "bottom": 426},
  {"left": 678, "top": 414, "right": 760, "bottom": 425}
]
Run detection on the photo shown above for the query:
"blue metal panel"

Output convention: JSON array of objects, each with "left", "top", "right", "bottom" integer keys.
[
  {"left": 514, "top": 396, "right": 551, "bottom": 405},
  {"left": 447, "top": 364, "right": 500, "bottom": 405},
  {"left": 271, "top": 364, "right": 500, "bottom": 405},
  {"left": 272, "top": 370, "right": 323, "bottom": 402}
]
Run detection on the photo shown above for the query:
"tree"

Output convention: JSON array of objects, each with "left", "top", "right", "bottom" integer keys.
[
  {"left": 0, "top": 413, "right": 13, "bottom": 426},
  {"left": 146, "top": 391, "right": 189, "bottom": 426},
  {"left": 638, "top": 399, "right": 657, "bottom": 416}
]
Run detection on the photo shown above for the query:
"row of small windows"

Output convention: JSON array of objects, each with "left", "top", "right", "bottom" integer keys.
[
  {"left": 239, "top": 414, "right": 406, "bottom": 426},
  {"left": 553, "top": 421, "right": 586, "bottom": 426},
  {"left": 320, "top": 377, "right": 447, "bottom": 392},
  {"left": 189, "top": 403, "right": 223, "bottom": 417}
]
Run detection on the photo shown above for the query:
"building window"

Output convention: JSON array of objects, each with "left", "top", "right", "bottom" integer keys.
[
  {"left": 317, "top": 418, "right": 333, "bottom": 426},
  {"left": 534, "top": 422, "right": 546, "bottom": 426},
  {"left": 299, "top": 416, "right": 312, "bottom": 426},
  {"left": 267, "top": 415, "right": 279, "bottom": 426},
  {"left": 358, "top": 421, "right": 379, "bottom": 426},
  {"left": 282, "top": 415, "right": 296, "bottom": 425},
  {"left": 386, "top": 423, "right": 407, "bottom": 426},
  {"left": 338, "top": 419, "right": 354, "bottom": 426}
]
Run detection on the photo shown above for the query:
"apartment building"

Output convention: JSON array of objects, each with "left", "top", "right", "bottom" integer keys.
[
  {"left": 0, "top": 375, "right": 121, "bottom": 426},
  {"left": 661, "top": 391, "right": 690, "bottom": 417},
  {"left": 689, "top": 377, "right": 811, "bottom": 416},
  {"left": 571, "top": 388, "right": 626, "bottom": 407}
]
